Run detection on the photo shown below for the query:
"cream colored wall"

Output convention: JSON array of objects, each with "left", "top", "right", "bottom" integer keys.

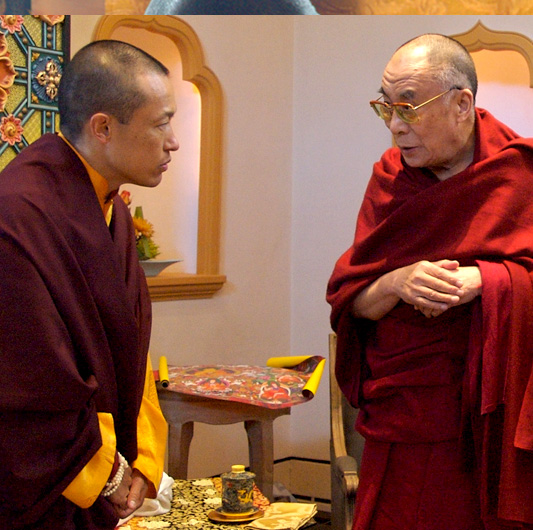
[
  {"left": 69, "top": 15, "right": 533, "bottom": 482},
  {"left": 70, "top": 16, "right": 101, "bottom": 53}
]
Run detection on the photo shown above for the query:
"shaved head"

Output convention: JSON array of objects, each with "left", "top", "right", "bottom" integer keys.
[{"left": 395, "top": 34, "right": 477, "bottom": 101}]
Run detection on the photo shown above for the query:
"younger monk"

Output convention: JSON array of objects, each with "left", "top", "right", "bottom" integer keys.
[{"left": 0, "top": 40, "right": 179, "bottom": 529}]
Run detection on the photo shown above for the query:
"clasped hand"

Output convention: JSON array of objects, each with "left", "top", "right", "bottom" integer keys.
[
  {"left": 396, "top": 259, "right": 481, "bottom": 318},
  {"left": 108, "top": 467, "right": 149, "bottom": 519}
]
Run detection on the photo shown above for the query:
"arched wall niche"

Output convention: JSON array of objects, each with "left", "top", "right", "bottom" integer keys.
[
  {"left": 453, "top": 20, "right": 533, "bottom": 85},
  {"left": 93, "top": 15, "right": 225, "bottom": 301},
  {"left": 453, "top": 21, "right": 533, "bottom": 137}
]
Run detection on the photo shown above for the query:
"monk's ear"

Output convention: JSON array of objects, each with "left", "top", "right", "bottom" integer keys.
[
  {"left": 456, "top": 88, "right": 474, "bottom": 122},
  {"left": 88, "top": 113, "right": 113, "bottom": 144}
]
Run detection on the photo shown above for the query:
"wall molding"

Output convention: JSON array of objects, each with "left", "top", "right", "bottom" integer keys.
[{"left": 453, "top": 20, "right": 533, "bottom": 87}]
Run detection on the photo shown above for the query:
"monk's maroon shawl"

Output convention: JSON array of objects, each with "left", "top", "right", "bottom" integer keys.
[
  {"left": 327, "top": 109, "right": 533, "bottom": 526},
  {"left": 0, "top": 134, "right": 152, "bottom": 529}
]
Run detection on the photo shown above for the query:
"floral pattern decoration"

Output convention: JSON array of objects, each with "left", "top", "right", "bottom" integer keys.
[
  {"left": 0, "top": 114, "right": 23, "bottom": 145},
  {"left": 0, "top": 32, "right": 16, "bottom": 113},
  {"left": 0, "top": 15, "right": 24, "bottom": 34},
  {"left": 119, "top": 478, "right": 269, "bottom": 530},
  {"left": 164, "top": 356, "right": 325, "bottom": 409}
]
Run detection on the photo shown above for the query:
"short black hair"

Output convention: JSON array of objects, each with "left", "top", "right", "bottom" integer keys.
[
  {"left": 58, "top": 40, "right": 169, "bottom": 143},
  {"left": 146, "top": 0, "right": 318, "bottom": 14}
]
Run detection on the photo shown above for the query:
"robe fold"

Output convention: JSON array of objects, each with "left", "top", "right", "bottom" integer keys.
[
  {"left": 0, "top": 134, "right": 152, "bottom": 529},
  {"left": 326, "top": 109, "right": 533, "bottom": 529}
]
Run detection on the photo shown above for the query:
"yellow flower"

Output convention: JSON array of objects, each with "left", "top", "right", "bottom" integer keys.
[
  {"left": 132, "top": 216, "right": 155, "bottom": 239},
  {"left": 122, "top": 193, "right": 160, "bottom": 260}
]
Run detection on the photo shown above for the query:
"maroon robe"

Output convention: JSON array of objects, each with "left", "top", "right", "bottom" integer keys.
[
  {"left": 0, "top": 134, "right": 152, "bottom": 529},
  {"left": 327, "top": 109, "right": 533, "bottom": 529}
]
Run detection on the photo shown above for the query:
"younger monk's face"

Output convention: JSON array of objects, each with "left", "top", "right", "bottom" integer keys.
[{"left": 105, "top": 71, "right": 179, "bottom": 189}]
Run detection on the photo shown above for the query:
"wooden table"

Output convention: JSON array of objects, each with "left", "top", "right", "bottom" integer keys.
[{"left": 157, "top": 387, "right": 290, "bottom": 501}]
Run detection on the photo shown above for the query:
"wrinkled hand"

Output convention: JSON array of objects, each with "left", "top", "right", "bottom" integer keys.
[
  {"left": 393, "top": 259, "right": 463, "bottom": 311},
  {"left": 351, "top": 259, "right": 481, "bottom": 321},
  {"left": 411, "top": 262, "right": 482, "bottom": 318},
  {"left": 109, "top": 468, "right": 149, "bottom": 519}
]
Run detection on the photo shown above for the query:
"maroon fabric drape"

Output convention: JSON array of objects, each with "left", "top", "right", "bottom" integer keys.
[
  {"left": 0, "top": 134, "right": 152, "bottom": 529},
  {"left": 326, "top": 109, "right": 533, "bottom": 527}
]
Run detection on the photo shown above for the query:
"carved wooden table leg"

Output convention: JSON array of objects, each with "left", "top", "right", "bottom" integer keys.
[
  {"left": 245, "top": 419, "right": 274, "bottom": 501},
  {"left": 167, "top": 421, "right": 194, "bottom": 479},
  {"left": 157, "top": 386, "right": 290, "bottom": 503}
]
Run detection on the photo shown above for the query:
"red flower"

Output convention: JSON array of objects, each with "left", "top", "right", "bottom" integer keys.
[
  {"left": 0, "top": 16, "right": 24, "bottom": 34},
  {"left": 1, "top": 114, "right": 23, "bottom": 146},
  {"left": 120, "top": 190, "right": 132, "bottom": 206}
]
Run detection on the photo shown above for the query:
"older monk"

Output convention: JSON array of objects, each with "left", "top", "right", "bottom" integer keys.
[{"left": 327, "top": 34, "right": 533, "bottom": 530}]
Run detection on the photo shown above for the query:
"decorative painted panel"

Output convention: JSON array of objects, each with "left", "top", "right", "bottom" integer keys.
[{"left": 0, "top": 15, "right": 69, "bottom": 171}]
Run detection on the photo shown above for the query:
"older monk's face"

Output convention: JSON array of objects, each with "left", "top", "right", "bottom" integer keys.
[{"left": 380, "top": 44, "right": 468, "bottom": 180}]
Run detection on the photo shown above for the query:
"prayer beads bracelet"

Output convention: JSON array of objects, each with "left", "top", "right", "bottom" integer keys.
[{"left": 101, "top": 452, "right": 128, "bottom": 497}]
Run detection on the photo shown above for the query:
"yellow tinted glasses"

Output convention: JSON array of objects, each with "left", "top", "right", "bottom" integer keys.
[{"left": 370, "top": 87, "right": 459, "bottom": 124}]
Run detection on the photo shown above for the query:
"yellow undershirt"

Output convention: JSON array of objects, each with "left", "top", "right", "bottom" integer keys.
[{"left": 59, "top": 133, "right": 168, "bottom": 508}]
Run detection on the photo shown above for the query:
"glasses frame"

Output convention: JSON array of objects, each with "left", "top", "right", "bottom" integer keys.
[{"left": 369, "top": 87, "right": 461, "bottom": 124}]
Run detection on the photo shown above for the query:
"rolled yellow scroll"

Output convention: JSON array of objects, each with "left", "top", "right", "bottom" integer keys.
[{"left": 158, "top": 356, "right": 169, "bottom": 388}]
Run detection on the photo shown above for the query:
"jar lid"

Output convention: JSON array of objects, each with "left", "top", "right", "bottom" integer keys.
[{"left": 231, "top": 465, "right": 246, "bottom": 473}]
